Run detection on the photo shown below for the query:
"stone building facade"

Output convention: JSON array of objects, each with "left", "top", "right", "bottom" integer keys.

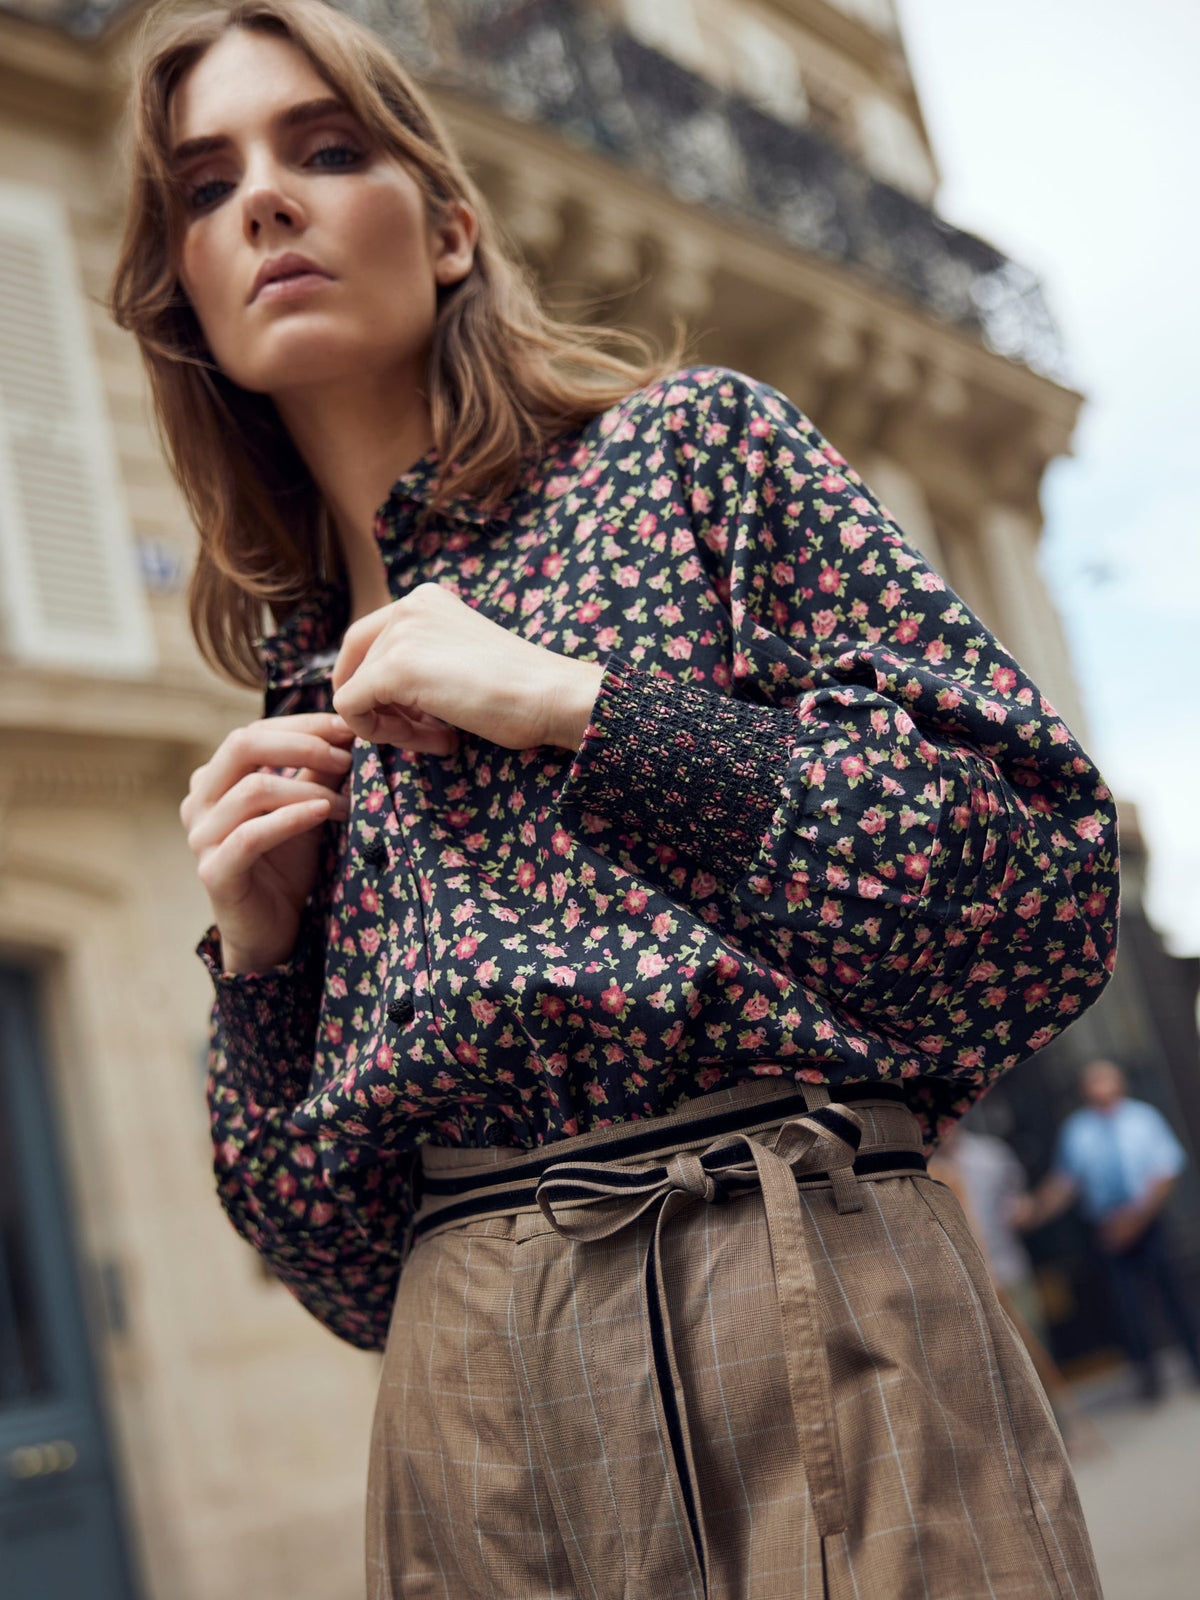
[{"left": 0, "top": 1, "right": 1195, "bottom": 1596}]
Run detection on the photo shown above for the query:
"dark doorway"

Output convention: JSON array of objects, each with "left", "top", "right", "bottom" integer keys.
[{"left": 0, "top": 964, "right": 141, "bottom": 1599}]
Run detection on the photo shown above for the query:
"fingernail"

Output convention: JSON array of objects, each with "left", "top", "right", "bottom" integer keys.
[{"left": 330, "top": 714, "right": 350, "bottom": 730}]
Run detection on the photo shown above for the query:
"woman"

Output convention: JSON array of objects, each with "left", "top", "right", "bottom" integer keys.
[{"left": 111, "top": 3, "right": 1117, "bottom": 1595}]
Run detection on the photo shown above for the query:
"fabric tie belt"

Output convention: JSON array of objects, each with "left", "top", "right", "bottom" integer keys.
[{"left": 411, "top": 1079, "right": 926, "bottom": 1597}]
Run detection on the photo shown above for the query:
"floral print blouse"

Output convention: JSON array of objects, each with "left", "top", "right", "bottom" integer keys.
[{"left": 197, "top": 367, "right": 1119, "bottom": 1350}]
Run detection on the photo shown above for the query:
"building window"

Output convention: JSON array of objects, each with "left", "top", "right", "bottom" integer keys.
[
  {"left": 0, "top": 185, "right": 154, "bottom": 676},
  {"left": 732, "top": 16, "right": 808, "bottom": 123},
  {"left": 623, "top": 0, "right": 707, "bottom": 71},
  {"left": 855, "top": 96, "right": 936, "bottom": 198}
]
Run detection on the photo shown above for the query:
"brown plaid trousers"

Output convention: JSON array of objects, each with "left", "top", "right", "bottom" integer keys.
[{"left": 366, "top": 1080, "right": 1101, "bottom": 1598}]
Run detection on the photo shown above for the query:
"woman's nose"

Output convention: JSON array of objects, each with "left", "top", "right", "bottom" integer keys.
[{"left": 242, "top": 180, "right": 305, "bottom": 241}]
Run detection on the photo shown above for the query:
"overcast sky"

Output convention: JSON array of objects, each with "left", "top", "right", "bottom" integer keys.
[{"left": 894, "top": 0, "right": 1200, "bottom": 957}]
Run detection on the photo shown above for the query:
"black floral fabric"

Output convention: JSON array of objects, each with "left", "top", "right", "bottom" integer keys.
[{"left": 197, "top": 367, "right": 1119, "bottom": 1349}]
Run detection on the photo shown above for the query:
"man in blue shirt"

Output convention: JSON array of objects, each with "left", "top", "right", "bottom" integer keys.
[{"left": 1025, "top": 1059, "right": 1200, "bottom": 1400}]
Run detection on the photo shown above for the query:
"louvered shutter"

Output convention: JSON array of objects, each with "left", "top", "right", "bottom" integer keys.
[{"left": 0, "top": 184, "right": 155, "bottom": 675}]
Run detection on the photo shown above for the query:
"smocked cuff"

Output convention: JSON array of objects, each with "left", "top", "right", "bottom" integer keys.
[
  {"left": 558, "top": 657, "right": 795, "bottom": 881},
  {"left": 196, "top": 906, "right": 325, "bottom": 1103}
]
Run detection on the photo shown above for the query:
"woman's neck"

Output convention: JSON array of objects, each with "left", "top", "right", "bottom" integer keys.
[{"left": 274, "top": 363, "right": 433, "bottom": 620}]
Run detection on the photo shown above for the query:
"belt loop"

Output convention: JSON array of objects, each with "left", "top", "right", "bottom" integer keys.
[
  {"left": 797, "top": 1082, "right": 862, "bottom": 1214},
  {"left": 829, "top": 1166, "right": 864, "bottom": 1215}
]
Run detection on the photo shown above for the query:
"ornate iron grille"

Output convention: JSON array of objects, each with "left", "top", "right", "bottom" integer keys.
[{"left": 415, "top": 0, "right": 1069, "bottom": 382}]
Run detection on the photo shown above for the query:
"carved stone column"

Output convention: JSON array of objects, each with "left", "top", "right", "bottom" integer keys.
[
  {"left": 547, "top": 198, "right": 643, "bottom": 319},
  {"left": 976, "top": 504, "right": 1090, "bottom": 741},
  {"left": 819, "top": 332, "right": 919, "bottom": 454},
  {"left": 620, "top": 227, "right": 714, "bottom": 338},
  {"left": 481, "top": 164, "right": 566, "bottom": 268},
  {"left": 758, "top": 309, "right": 860, "bottom": 422},
  {"left": 860, "top": 453, "right": 948, "bottom": 571}
]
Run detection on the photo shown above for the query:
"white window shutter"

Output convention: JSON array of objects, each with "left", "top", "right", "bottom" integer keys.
[{"left": 0, "top": 183, "right": 155, "bottom": 676}]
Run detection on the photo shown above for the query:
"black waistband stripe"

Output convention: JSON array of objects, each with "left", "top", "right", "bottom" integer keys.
[
  {"left": 419, "top": 1081, "right": 907, "bottom": 1200},
  {"left": 410, "top": 1148, "right": 925, "bottom": 1241},
  {"left": 806, "top": 1105, "right": 863, "bottom": 1149}
]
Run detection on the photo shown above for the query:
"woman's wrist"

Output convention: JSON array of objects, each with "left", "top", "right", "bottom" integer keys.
[
  {"left": 219, "top": 945, "right": 285, "bottom": 978},
  {"left": 218, "top": 921, "right": 303, "bottom": 978},
  {"left": 545, "top": 658, "right": 606, "bottom": 750}
]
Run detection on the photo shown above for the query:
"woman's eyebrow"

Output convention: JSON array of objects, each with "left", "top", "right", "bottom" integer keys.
[{"left": 170, "top": 95, "right": 357, "bottom": 166}]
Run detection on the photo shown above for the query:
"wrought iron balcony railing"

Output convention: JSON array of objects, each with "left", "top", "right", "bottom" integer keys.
[{"left": 414, "top": 0, "right": 1069, "bottom": 383}]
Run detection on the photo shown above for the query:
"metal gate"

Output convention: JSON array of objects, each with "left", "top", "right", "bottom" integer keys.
[{"left": 0, "top": 965, "right": 140, "bottom": 1599}]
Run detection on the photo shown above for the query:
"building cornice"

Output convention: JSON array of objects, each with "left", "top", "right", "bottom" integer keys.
[{"left": 0, "top": 667, "right": 256, "bottom": 775}]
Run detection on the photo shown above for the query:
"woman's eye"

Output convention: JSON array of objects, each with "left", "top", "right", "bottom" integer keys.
[
  {"left": 308, "top": 141, "right": 365, "bottom": 170},
  {"left": 187, "top": 178, "right": 233, "bottom": 211}
]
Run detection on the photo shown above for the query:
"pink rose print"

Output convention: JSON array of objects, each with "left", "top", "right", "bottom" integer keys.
[{"left": 200, "top": 365, "right": 1116, "bottom": 1352}]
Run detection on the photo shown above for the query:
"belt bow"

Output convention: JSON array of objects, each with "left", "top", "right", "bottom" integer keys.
[{"left": 535, "top": 1093, "right": 863, "bottom": 1595}]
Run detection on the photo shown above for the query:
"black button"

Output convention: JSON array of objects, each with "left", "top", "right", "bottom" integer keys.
[
  {"left": 361, "top": 836, "right": 389, "bottom": 868},
  {"left": 387, "top": 994, "right": 415, "bottom": 1027}
]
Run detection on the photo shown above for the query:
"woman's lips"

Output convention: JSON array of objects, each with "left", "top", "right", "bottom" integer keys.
[{"left": 253, "top": 270, "right": 334, "bottom": 304}]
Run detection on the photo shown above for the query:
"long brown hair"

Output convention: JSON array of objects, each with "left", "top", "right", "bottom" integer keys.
[{"left": 110, "top": 0, "right": 671, "bottom": 688}]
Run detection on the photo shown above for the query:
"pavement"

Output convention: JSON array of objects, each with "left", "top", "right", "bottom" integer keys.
[{"left": 1068, "top": 1352, "right": 1200, "bottom": 1600}]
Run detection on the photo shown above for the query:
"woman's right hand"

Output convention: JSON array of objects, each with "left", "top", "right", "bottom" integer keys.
[{"left": 181, "top": 712, "right": 355, "bottom": 975}]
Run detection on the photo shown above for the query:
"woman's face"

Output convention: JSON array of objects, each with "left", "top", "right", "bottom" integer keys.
[{"left": 169, "top": 28, "right": 474, "bottom": 398}]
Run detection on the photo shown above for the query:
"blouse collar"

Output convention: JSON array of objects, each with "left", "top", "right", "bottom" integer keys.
[
  {"left": 254, "top": 447, "right": 514, "bottom": 685},
  {"left": 376, "top": 447, "right": 508, "bottom": 532}
]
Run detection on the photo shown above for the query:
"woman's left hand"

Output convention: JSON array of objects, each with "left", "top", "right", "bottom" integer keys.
[{"left": 330, "top": 582, "right": 605, "bottom": 754}]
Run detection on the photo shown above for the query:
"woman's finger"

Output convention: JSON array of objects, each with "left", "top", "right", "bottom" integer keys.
[
  {"left": 331, "top": 656, "right": 434, "bottom": 742},
  {"left": 270, "top": 761, "right": 350, "bottom": 792},
  {"left": 197, "top": 797, "right": 335, "bottom": 897},
  {"left": 197, "top": 723, "right": 353, "bottom": 804},
  {"left": 254, "top": 710, "right": 354, "bottom": 733},
  {"left": 187, "top": 770, "right": 349, "bottom": 858},
  {"left": 331, "top": 606, "right": 392, "bottom": 694},
  {"left": 187, "top": 721, "right": 354, "bottom": 815},
  {"left": 331, "top": 650, "right": 459, "bottom": 747},
  {"left": 330, "top": 650, "right": 412, "bottom": 722},
  {"left": 249, "top": 710, "right": 354, "bottom": 744},
  {"left": 363, "top": 712, "right": 459, "bottom": 754}
]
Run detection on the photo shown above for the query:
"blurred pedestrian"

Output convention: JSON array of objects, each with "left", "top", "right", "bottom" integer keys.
[
  {"left": 932, "top": 1124, "right": 1106, "bottom": 1457},
  {"left": 934, "top": 1123, "right": 1043, "bottom": 1336},
  {"left": 1022, "top": 1059, "right": 1200, "bottom": 1401}
]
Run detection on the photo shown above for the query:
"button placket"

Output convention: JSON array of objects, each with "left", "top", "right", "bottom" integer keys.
[
  {"left": 362, "top": 833, "right": 413, "bottom": 1029},
  {"left": 380, "top": 757, "right": 445, "bottom": 1045},
  {"left": 350, "top": 738, "right": 413, "bottom": 1034}
]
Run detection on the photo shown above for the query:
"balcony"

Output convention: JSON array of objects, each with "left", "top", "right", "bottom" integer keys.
[
  {"left": 5, "top": 0, "right": 1067, "bottom": 383},
  {"left": 418, "top": 0, "right": 1067, "bottom": 382}
]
